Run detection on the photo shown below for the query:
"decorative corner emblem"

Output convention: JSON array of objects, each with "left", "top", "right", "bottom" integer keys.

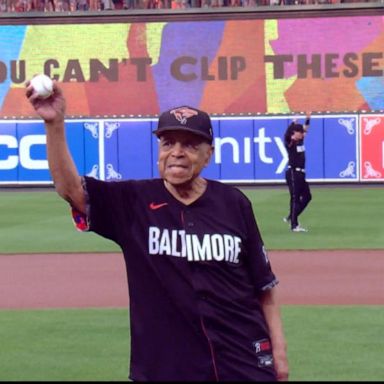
[
  {"left": 86, "top": 164, "right": 99, "bottom": 178},
  {"left": 363, "top": 161, "right": 381, "bottom": 178},
  {"left": 106, "top": 163, "right": 122, "bottom": 180},
  {"left": 105, "top": 122, "right": 120, "bottom": 138},
  {"left": 84, "top": 123, "right": 98, "bottom": 138},
  {"left": 338, "top": 118, "right": 355, "bottom": 135},
  {"left": 363, "top": 117, "right": 380, "bottom": 135},
  {"left": 339, "top": 161, "right": 356, "bottom": 178}
]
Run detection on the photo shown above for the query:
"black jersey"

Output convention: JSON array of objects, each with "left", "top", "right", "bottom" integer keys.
[
  {"left": 285, "top": 136, "right": 306, "bottom": 169},
  {"left": 76, "top": 176, "right": 278, "bottom": 381}
]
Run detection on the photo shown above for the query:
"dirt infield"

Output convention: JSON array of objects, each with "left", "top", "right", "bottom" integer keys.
[{"left": 0, "top": 250, "right": 382, "bottom": 309}]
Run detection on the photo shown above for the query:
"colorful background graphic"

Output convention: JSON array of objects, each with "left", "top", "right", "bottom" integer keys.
[
  {"left": 0, "top": 14, "right": 384, "bottom": 118},
  {"left": 268, "top": 16, "right": 384, "bottom": 113}
]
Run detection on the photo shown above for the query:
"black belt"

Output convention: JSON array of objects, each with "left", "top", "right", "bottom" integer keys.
[{"left": 288, "top": 166, "right": 305, "bottom": 173}]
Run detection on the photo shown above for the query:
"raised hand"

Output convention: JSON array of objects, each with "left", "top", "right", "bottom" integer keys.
[{"left": 25, "top": 80, "right": 66, "bottom": 124}]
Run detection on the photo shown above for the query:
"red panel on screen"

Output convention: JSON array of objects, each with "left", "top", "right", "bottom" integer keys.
[{"left": 360, "top": 115, "right": 384, "bottom": 181}]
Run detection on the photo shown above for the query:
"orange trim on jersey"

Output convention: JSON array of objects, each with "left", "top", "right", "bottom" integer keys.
[{"left": 71, "top": 207, "right": 89, "bottom": 232}]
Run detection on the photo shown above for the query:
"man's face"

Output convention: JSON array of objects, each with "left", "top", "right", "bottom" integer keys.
[
  {"left": 292, "top": 130, "right": 304, "bottom": 141},
  {"left": 157, "top": 130, "right": 213, "bottom": 186}
]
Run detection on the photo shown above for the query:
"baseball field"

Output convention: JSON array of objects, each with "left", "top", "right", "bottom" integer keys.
[{"left": 0, "top": 185, "right": 383, "bottom": 381}]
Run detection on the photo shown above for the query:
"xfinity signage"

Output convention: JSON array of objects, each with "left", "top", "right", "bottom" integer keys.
[
  {"left": 0, "top": 122, "right": 50, "bottom": 182},
  {"left": 208, "top": 118, "right": 292, "bottom": 181},
  {"left": 0, "top": 134, "right": 48, "bottom": 170},
  {"left": 214, "top": 128, "right": 288, "bottom": 173},
  {"left": 0, "top": 121, "right": 98, "bottom": 183},
  {"left": 0, "top": 115, "right": 360, "bottom": 184}
]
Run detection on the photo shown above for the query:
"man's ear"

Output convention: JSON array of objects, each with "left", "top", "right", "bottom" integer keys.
[{"left": 205, "top": 145, "right": 214, "bottom": 166}]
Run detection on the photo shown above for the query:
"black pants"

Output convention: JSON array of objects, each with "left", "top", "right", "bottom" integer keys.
[{"left": 285, "top": 168, "right": 312, "bottom": 228}]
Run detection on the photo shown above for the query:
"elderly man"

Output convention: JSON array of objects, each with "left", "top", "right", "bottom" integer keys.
[{"left": 26, "top": 80, "right": 288, "bottom": 382}]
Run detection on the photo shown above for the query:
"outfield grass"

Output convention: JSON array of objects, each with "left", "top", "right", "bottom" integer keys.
[
  {"left": 0, "top": 189, "right": 119, "bottom": 253},
  {"left": 0, "top": 186, "right": 383, "bottom": 381},
  {"left": 0, "top": 186, "right": 383, "bottom": 252},
  {"left": 0, "top": 308, "right": 129, "bottom": 381},
  {"left": 284, "top": 306, "right": 384, "bottom": 381},
  {"left": 248, "top": 185, "right": 384, "bottom": 250},
  {"left": 0, "top": 306, "right": 383, "bottom": 381}
]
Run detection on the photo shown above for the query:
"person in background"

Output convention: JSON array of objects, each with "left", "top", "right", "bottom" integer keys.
[{"left": 283, "top": 112, "right": 312, "bottom": 232}]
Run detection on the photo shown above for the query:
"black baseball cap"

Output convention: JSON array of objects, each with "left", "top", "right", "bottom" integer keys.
[
  {"left": 290, "top": 123, "right": 304, "bottom": 133},
  {"left": 153, "top": 106, "right": 213, "bottom": 144}
]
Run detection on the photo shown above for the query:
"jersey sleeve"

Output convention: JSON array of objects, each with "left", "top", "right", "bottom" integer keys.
[
  {"left": 239, "top": 194, "right": 278, "bottom": 292},
  {"left": 284, "top": 126, "right": 292, "bottom": 148},
  {"left": 72, "top": 176, "right": 134, "bottom": 244}
]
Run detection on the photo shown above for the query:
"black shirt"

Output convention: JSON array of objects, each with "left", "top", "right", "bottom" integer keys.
[
  {"left": 284, "top": 132, "right": 306, "bottom": 169},
  {"left": 80, "top": 176, "right": 278, "bottom": 381}
]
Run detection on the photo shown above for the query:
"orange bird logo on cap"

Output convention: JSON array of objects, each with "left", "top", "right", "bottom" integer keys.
[{"left": 170, "top": 107, "right": 198, "bottom": 125}]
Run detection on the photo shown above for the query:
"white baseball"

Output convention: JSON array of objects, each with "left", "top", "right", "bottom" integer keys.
[{"left": 30, "top": 74, "right": 53, "bottom": 99}]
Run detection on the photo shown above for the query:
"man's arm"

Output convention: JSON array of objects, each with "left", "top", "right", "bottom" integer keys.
[
  {"left": 284, "top": 124, "right": 294, "bottom": 148},
  {"left": 303, "top": 111, "right": 311, "bottom": 134},
  {"left": 26, "top": 81, "right": 86, "bottom": 213},
  {"left": 259, "top": 287, "right": 289, "bottom": 381}
]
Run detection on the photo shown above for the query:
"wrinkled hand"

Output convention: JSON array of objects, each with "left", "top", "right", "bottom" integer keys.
[
  {"left": 25, "top": 80, "right": 66, "bottom": 123},
  {"left": 274, "top": 352, "right": 289, "bottom": 381}
]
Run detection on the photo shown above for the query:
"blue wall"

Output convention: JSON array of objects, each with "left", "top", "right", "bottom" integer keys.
[{"left": 0, "top": 114, "right": 369, "bottom": 184}]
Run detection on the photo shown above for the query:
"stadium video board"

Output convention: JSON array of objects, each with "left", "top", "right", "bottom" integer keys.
[{"left": 0, "top": 7, "right": 383, "bottom": 118}]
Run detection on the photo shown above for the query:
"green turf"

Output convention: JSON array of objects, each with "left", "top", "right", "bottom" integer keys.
[
  {"left": 0, "top": 186, "right": 383, "bottom": 381},
  {"left": 0, "top": 308, "right": 130, "bottom": 381},
  {"left": 282, "top": 306, "right": 384, "bottom": 381},
  {"left": 0, "top": 306, "right": 383, "bottom": 381},
  {"left": 0, "top": 186, "right": 383, "bottom": 252},
  {"left": 0, "top": 190, "right": 119, "bottom": 253},
  {"left": 246, "top": 185, "right": 384, "bottom": 250}
]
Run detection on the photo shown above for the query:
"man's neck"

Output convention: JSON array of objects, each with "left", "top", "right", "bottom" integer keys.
[{"left": 164, "top": 177, "right": 207, "bottom": 205}]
